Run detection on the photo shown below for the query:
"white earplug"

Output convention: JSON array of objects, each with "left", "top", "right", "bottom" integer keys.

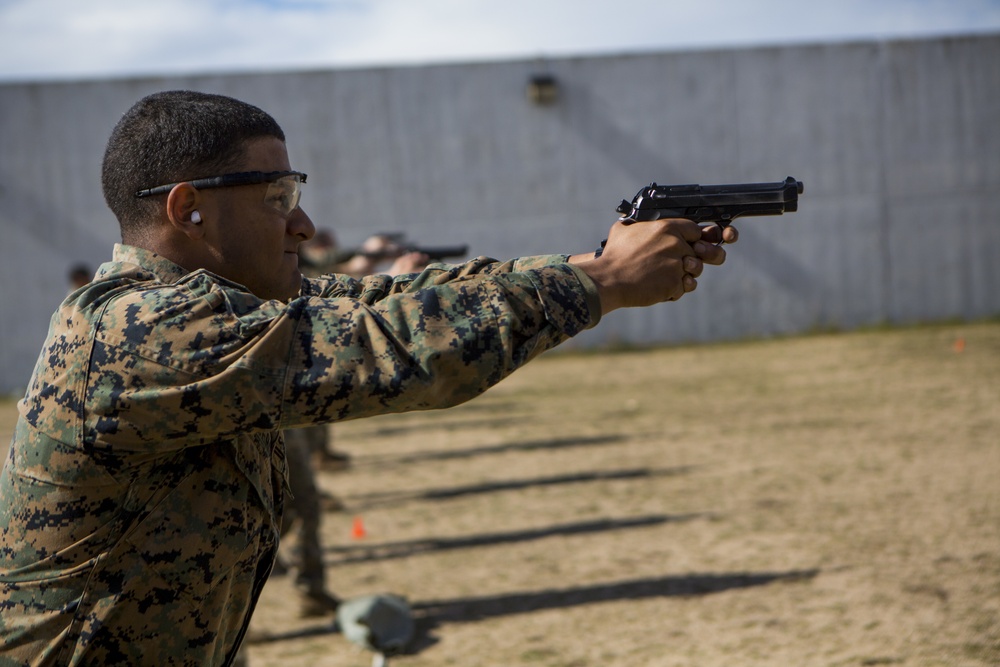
[{"left": 191, "top": 210, "right": 202, "bottom": 224}]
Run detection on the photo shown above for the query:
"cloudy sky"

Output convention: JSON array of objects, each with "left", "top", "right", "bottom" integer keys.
[{"left": 1, "top": 0, "right": 999, "bottom": 82}]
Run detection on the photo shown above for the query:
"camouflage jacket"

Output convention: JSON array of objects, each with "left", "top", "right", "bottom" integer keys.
[{"left": 0, "top": 244, "right": 599, "bottom": 666}]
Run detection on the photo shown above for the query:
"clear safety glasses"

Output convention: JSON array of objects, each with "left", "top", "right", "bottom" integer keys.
[{"left": 134, "top": 170, "right": 307, "bottom": 215}]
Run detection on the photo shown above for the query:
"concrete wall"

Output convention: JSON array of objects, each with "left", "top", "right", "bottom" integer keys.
[{"left": 1, "top": 34, "right": 998, "bottom": 394}]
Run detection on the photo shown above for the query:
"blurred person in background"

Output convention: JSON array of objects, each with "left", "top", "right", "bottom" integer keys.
[{"left": 276, "top": 229, "right": 430, "bottom": 619}]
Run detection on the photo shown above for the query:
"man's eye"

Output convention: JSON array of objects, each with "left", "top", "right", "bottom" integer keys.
[{"left": 264, "top": 179, "right": 299, "bottom": 213}]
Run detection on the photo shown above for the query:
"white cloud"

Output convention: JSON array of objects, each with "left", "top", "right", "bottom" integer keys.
[{"left": 1, "top": 0, "right": 998, "bottom": 81}]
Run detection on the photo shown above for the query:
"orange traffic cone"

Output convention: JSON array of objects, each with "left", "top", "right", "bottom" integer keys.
[{"left": 351, "top": 516, "right": 367, "bottom": 540}]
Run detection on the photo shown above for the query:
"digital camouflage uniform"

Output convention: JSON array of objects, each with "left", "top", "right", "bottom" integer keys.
[{"left": 0, "top": 243, "right": 600, "bottom": 666}]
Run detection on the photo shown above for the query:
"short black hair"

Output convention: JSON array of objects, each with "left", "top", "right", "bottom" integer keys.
[{"left": 101, "top": 90, "right": 286, "bottom": 239}]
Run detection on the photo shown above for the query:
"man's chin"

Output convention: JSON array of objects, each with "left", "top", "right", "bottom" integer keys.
[
  {"left": 282, "top": 273, "right": 304, "bottom": 301},
  {"left": 253, "top": 275, "right": 301, "bottom": 303}
]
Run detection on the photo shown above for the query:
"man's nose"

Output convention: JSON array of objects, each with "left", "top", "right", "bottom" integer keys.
[{"left": 289, "top": 207, "right": 315, "bottom": 242}]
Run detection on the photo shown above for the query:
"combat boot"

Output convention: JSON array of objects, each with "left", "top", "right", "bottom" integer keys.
[{"left": 301, "top": 589, "right": 341, "bottom": 618}]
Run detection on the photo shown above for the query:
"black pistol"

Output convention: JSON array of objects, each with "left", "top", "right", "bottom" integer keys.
[{"left": 598, "top": 176, "right": 803, "bottom": 255}]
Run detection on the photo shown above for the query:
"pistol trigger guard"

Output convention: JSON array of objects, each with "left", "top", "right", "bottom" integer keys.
[{"left": 711, "top": 220, "right": 731, "bottom": 246}]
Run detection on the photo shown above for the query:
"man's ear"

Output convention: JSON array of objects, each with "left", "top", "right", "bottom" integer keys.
[{"left": 165, "top": 183, "right": 205, "bottom": 239}]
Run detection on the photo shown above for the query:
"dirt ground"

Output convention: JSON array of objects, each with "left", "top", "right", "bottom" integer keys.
[{"left": 1, "top": 322, "right": 998, "bottom": 666}]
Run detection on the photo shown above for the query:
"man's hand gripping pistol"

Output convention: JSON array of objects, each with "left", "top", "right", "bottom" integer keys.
[{"left": 596, "top": 176, "right": 804, "bottom": 256}]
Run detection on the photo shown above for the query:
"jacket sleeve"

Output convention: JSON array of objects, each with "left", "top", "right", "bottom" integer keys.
[{"left": 281, "top": 257, "right": 602, "bottom": 427}]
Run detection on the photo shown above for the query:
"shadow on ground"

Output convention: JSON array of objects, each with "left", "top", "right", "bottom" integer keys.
[
  {"left": 246, "top": 569, "right": 819, "bottom": 653},
  {"left": 351, "top": 434, "right": 630, "bottom": 469},
  {"left": 326, "top": 513, "right": 712, "bottom": 565},
  {"left": 343, "top": 466, "right": 699, "bottom": 510}
]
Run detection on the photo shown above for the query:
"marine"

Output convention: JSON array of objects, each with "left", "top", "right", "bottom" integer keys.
[{"left": 0, "top": 90, "right": 730, "bottom": 665}]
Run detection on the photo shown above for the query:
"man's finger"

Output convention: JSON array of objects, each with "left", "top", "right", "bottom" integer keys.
[
  {"left": 683, "top": 255, "right": 704, "bottom": 278},
  {"left": 693, "top": 241, "right": 727, "bottom": 266},
  {"left": 673, "top": 219, "right": 708, "bottom": 243},
  {"left": 699, "top": 224, "right": 724, "bottom": 244},
  {"left": 699, "top": 223, "right": 740, "bottom": 245}
]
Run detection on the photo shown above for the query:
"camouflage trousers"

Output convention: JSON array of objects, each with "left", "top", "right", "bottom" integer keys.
[{"left": 280, "top": 426, "right": 328, "bottom": 595}]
